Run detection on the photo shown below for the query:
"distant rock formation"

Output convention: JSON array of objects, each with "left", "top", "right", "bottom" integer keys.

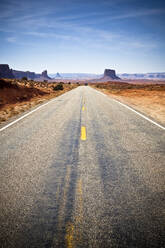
[
  {"left": 88, "top": 68, "right": 120, "bottom": 83},
  {"left": 0, "top": 64, "right": 51, "bottom": 81},
  {"left": 103, "top": 69, "right": 120, "bottom": 80},
  {"left": 13, "top": 69, "right": 50, "bottom": 80},
  {"left": 49, "top": 73, "right": 101, "bottom": 79},
  {"left": 0, "top": 64, "right": 15, "bottom": 79},
  {"left": 55, "top": 72, "right": 62, "bottom": 79},
  {"left": 13, "top": 70, "right": 36, "bottom": 80},
  {"left": 41, "top": 70, "right": 50, "bottom": 79}
]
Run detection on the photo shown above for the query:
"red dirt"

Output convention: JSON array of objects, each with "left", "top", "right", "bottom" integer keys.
[
  {"left": 92, "top": 81, "right": 165, "bottom": 125},
  {"left": 0, "top": 79, "right": 78, "bottom": 123}
]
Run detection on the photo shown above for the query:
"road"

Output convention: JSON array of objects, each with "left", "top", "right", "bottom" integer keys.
[{"left": 0, "top": 86, "right": 165, "bottom": 248}]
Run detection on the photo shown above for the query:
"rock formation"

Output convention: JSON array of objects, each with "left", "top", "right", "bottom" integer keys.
[
  {"left": 0, "top": 64, "right": 15, "bottom": 79},
  {"left": 41, "top": 70, "right": 50, "bottom": 79},
  {"left": 13, "top": 70, "right": 36, "bottom": 80},
  {"left": 13, "top": 69, "right": 51, "bottom": 80},
  {"left": 0, "top": 64, "right": 51, "bottom": 81},
  {"left": 88, "top": 68, "right": 120, "bottom": 83},
  {"left": 55, "top": 72, "right": 62, "bottom": 78},
  {"left": 103, "top": 69, "right": 120, "bottom": 80},
  {"left": 56, "top": 72, "right": 62, "bottom": 78}
]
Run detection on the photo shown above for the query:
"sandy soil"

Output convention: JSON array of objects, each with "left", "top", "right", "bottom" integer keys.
[
  {"left": 121, "top": 79, "right": 165, "bottom": 85},
  {"left": 0, "top": 79, "right": 78, "bottom": 123},
  {"left": 92, "top": 82, "right": 165, "bottom": 126}
]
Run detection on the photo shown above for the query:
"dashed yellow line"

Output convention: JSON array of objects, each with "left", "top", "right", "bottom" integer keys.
[
  {"left": 66, "top": 223, "right": 74, "bottom": 248},
  {"left": 77, "top": 179, "right": 83, "bottom": 197},
  {"left": 75, "top": 179, "right": 83, "bottom": 223},
  {"left": 66, "top": 179, "right": 83, "bottom": 248},
  {"left": 81, "top": 126, "right": 86, "bottom": 140},
  {"left": 82, "top": 106, "right": 85, "bottom": 111}
]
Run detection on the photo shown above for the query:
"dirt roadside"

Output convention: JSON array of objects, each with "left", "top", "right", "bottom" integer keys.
[
  {"left": 92, "top": 82, "right": 165, "bottom": 126},
  {"left": 0, "top": 79, "right": 78, "bottom": 123}
]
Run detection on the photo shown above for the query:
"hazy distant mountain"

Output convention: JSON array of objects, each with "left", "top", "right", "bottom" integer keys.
[
  {"left": 49, "top": 73, "right": 101, "bottom": 80},
  {"left": 53, "top": 72, "right": 62, "bottom": 79},
  {"left": 118, "top": 72, "right": 165, "bottom": 79},
  {"left": 49, "top": 72, "right": 165, "bottom": 80}
]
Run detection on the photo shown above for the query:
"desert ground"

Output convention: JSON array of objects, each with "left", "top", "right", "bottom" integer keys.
[
  {"left": 92, "top": 81, "right": 165, "bottom": 125},
  {"left": 0, "top": 79, "right": 78, "bottom": 123}
]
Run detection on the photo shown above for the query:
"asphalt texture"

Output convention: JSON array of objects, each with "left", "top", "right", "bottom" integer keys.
[{"left": 0, "top": 86, "right": 165, "bottom": 248}]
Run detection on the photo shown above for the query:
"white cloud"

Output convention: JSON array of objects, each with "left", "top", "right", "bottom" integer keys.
[
  {"left": 109, "top": 8, "right": 165, "bottom": 20},
  {"left": 6, "top": 36, "right": 17, "bottom": 43},
  {"left": 24, "top": 31, "right": 80, "bottom": 41}
]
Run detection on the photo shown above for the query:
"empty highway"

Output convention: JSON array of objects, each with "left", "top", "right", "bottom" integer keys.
[{"left": 0, "top": 86, "right": 165, "bottom": 248}]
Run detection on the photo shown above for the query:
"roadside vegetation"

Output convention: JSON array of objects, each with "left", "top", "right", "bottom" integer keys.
[
  {"left": 93, "top": 81, "right": 165, "bottom": 125},
  {"left": 53, "top": 83, "right": 64, "bottom": 91},
  {"left": 0, "top": 79, "right": 78, "bottom": 123}
]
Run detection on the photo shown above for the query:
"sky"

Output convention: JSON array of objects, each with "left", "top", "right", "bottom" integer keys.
[{"left": 0, "top": 0, "right": 165, "bottom": 74}]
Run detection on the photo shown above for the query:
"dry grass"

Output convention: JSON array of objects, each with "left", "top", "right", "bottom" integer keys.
[
  {"left": 92, "top": 81, "right": 165, "bottom": 125},
  {"left": 0, "top": 79, "right": 78, "bottom": 123}
]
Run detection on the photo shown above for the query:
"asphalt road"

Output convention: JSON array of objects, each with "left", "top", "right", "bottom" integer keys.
[{"left": 0, "top": 86, "right": 165, "bottom": 248}]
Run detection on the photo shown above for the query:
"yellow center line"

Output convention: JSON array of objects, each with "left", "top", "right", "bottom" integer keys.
[
  {"left": 66, "top": 223, "right": 74, "bottom": 248},
  {"left": 76, "top": 179, "right": 83, "bottom": 222},
  {"left": 65, "top": 179, "right": 83, "bottom": 248},
  {"left": 82, "top": 106, "right": 85, "bottom": 111},
  {"left": 81, "top": 126, "right": 86, "bottom": 140}
]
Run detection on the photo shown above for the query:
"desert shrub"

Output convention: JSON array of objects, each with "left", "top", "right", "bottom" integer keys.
[
  {"left": 22, "top": 76, "right": 28, "bottom": 81},
  {"left": 0, "top": 79, "right": 11, "bottom": 89},
  {"left": 68, "top": 82, "right": 71, "bottom": 85},
  {"left": 29, "top": 81, "right": 34, "bottom": 88},
  {"left": 53, "top": 83, "right": 64, "bottom": 91},
  {"left": 0, "top": 79, "right": 18, "bottom": 89}
]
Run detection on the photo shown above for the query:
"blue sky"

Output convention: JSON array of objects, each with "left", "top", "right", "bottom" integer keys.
[{"left": 0, "top": 0, "right": 165, "bottom": 73}]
